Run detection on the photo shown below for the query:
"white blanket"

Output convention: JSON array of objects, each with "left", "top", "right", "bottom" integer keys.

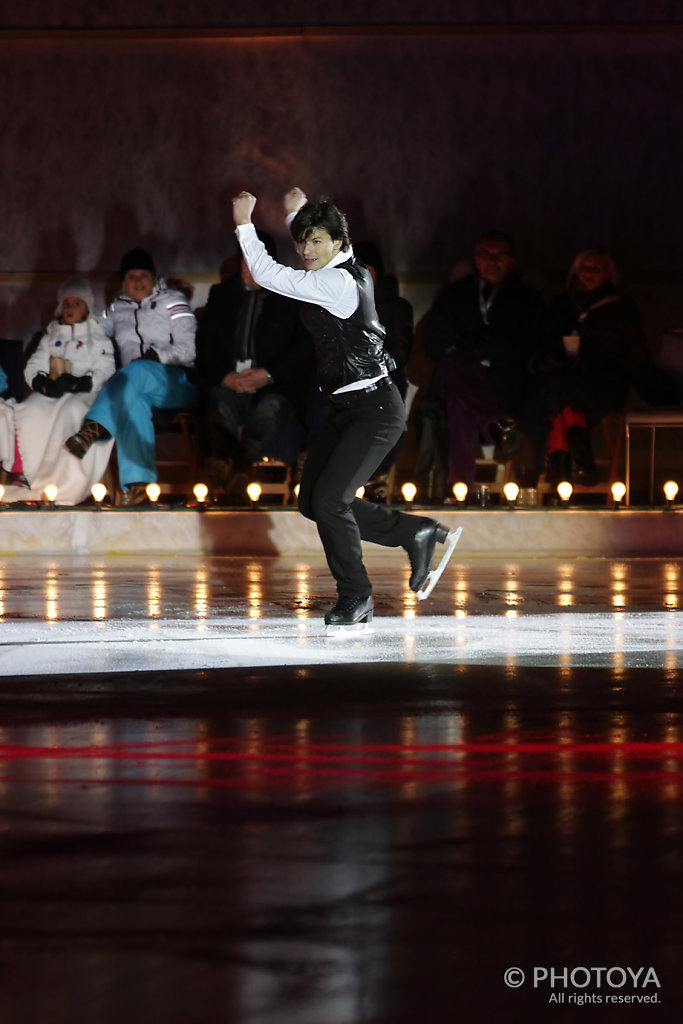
[{"left": 0, "top": 392, "right": 114, "bottom": 505}]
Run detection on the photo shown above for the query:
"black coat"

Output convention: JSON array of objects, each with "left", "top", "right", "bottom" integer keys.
[
  {"left": 540, "top": 285, "right": 675, "bottom": 413},
  {"left": 195, "top": 275, "right": 313, "bottom": 415},
  {"left": 374, "top": 274, "right": 414, "bottom": 372},
  {"left": 422, "top": 270, "right": 545, "bottom": 414}
]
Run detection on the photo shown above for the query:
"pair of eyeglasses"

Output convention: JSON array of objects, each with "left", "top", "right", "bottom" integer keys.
[{"left": 476, "top": 249, "right": 512, "bottom": 261}]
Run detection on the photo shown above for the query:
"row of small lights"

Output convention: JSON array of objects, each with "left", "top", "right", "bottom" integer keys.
[
  {"left": 0, "top": 479, "right": 271, "bottom": 509},
  {"left": 399, "top": 479, "right": 680, "bottom": 508},
  {"left": 0, "top": 481, "right": 269, "bottom": 508},
  {"left": 0, "top": 478, "right": 679, "bottom": 509},
  {"left": 0, "top": 480, "right": 206, "bottom": 508}
]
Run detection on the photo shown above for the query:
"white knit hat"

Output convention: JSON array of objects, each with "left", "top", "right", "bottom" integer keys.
[{"left": 56, "top": 277, "right": 95, "bottom": 317}]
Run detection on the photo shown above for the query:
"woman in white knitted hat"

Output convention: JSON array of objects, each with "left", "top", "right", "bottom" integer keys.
[{"left": 0, "top": 277, "right": 116, "bottom": 504}]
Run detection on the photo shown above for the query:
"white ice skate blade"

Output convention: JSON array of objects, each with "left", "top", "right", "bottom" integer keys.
[
  {"left": 416, "top": 527, "right": 463, "bottom": 601},
  {"left": 325, "top": 621, "right": 374, "bottom": 636}
]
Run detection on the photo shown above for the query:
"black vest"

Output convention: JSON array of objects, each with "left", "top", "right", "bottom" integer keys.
[{"left": 298, "top": 257, "right": 389, "bottom": 394}]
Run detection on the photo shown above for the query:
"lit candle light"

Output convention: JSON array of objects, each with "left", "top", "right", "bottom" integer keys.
[
  {"left": 193, "top": 482, "right": 209, "bottom": 510},
  {"left": 401, "top": 481, "right": 417, "bottom": 503},
  {"left": 247, "top": 482, "right": 262, "bottom": 504},
  {"left": 452, "top": 482, "right": 468, "bottom": 504},
  {"left": 43, "top": 484, "right": 58, "bottom": 508},
  {"left": 91, "top": 482, "right": 107, "bottom": 509},
  {"left": 146, "top": 482, "right": 161, "bottom": 503},
  {"left": 663, "top": 480, "right": 679, "bottom": 508},
  {"left": 503, "top": 481, "right": 519, "bottom": 508},
  {"left": 557, "top": 480, "right": 573, "bottom": 504},
  {"left": 611, "top": 481, "right": 626, "bottom": 507}
]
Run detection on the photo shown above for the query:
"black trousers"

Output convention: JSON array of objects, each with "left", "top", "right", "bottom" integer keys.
[
  {"left": 209, "top": 384, "right": 296, "bottom": 460},
  {"left": 299, "top": 379, "right": 421, "bottom": 598}
]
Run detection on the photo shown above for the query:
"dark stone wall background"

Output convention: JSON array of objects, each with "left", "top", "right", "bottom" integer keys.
[
  {"left": 1, "top": 9, "right": 682, "bottom": 344},
  {"left": 1, "top": 2, "right": 682, "bottom": 28}
]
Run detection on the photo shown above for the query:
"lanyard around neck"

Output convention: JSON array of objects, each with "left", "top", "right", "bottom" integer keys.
[{"left": 478, "top": 279, "right": 500, "bottom": 325}]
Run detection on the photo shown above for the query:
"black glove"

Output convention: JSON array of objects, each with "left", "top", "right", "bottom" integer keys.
[
  {"left": 141, "top": 348, "right": 160, "bottom": 362},
  {"left": 32, "top": 373, "right": 64, "bottom": 398},
  {"left": 57, "top": 373, "right": 92, "bottom": 393}
]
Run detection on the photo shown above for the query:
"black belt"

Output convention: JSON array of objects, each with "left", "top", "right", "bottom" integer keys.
[{"left": 329, "top": 376, "right": 392, "bottom": 407}]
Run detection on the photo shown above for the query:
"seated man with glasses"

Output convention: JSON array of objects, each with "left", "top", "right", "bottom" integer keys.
[{"left": 417, "top": 231, "right": 545, "bottom": 496}]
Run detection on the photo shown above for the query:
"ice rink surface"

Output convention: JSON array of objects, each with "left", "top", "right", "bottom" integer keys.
[
  {"left": 1, "top": 552, "right": 681, "bottom": 675},
  {"left": 2, "top": 609, "right": 682, "bottom": 676},
  {"left": 2, "top": 552, "right": 683, "bottom": 1023}
]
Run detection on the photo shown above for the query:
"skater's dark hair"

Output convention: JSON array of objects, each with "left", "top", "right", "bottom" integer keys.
[{"left": 291, "top": 200, "right": 351, "bottom": 252}]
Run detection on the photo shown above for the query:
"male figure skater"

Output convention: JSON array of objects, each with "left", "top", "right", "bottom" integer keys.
[{"left": 232, "top": 188, "right": 458, "bottom": 626}]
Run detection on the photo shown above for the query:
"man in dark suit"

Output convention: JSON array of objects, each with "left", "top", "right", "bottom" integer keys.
[
  {"left": 196, "top": 232, "right": 314, "bottom": 491},
  {"left": 420, "top": 231, "right": 545, "bottom": 491}
]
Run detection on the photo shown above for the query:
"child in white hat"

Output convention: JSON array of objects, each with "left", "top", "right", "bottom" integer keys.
[{"left": 0, "top": 277, "right": 116, "bottom": 504}]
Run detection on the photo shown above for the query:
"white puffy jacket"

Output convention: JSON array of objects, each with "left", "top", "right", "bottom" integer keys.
[
  {"left": 102, "top": 280, "right": 196, "bottom": 367},
  {"left": 24, "top": 316, "right": 116, "bottom": 393}
]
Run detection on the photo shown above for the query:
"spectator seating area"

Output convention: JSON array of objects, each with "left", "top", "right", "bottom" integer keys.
[{"left": 3, "top": 306, "right": 683, "bottom": 509}]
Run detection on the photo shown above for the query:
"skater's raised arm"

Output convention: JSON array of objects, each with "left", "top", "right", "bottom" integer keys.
[
  {"left": 283, "top": 187, "right": 307, "bottom": 218},
  {"left": 232, "top": 189, "right": 358, "bottom": 318},
  {"left": 232, "top": 190, "right": 257, "bottom": 226}
]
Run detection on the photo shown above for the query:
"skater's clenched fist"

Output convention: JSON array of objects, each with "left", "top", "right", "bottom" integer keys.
[{"left": 232, "top": 191, "right": 257, "bottom": 225}]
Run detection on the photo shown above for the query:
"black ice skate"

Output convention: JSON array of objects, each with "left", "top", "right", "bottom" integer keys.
[
  {"left": 414, "top": 526, "right": 463, "bottom": 601},
  {"left": 324, "top": 594, "right": 374, "bottom": 631}
]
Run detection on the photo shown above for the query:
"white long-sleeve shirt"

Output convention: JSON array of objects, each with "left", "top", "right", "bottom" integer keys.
[
  {"left": 235, "top": 222, "right": 360, "bottom": 320},
  {"left": 236, "top": 221, "right": 391, "bottom": 394}
]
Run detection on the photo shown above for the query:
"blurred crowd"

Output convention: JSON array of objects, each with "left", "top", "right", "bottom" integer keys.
[{"left": 1, "top": 226, "right": 679, "bottom": 507}]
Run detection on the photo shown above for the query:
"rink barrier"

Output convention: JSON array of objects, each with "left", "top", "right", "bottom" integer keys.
[{"left": 0, "top": 507, "right": 682, "bottom": 557}]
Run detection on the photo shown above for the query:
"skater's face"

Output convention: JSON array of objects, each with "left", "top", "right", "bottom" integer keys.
[
  {"left": 122, "top": 269, "right": 155, "bottom": 303},
  {"left": 61, "top": 296, "right": 88, "bottom": 324},
  {"left": 297, "top": 228, "right": 342, "bottom": 272}
]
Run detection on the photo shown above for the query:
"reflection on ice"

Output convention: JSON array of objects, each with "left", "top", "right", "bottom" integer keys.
[
  {"left": 45, "top": 565, "right": 59, "bottom": 621},
  {"left": 194, "top": 565, "right": 209, "bottom": 620},
  {"left": 147, "top": 565, "right": 161, "bottom": 618},
  {"left": 246, "top": 560, "right": 263, "bottom": 619},
  {"left": 92, "top": 570, "right": 107, "bottom": 620}
]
